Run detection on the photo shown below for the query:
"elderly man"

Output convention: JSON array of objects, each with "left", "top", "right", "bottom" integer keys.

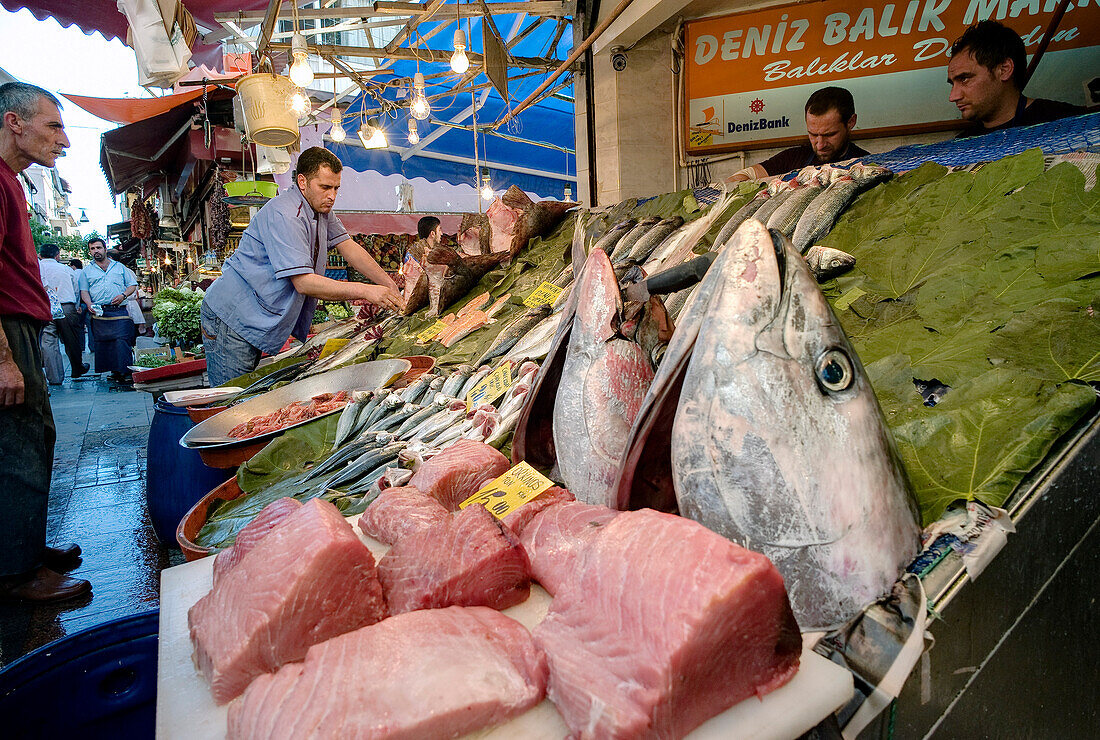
[
  {"left": 0, "top": 81, "right": 90, "bottom": 602},
  {"left": 948, "top": 20, "right": 1087, "bottom": 137},
  {"left": 79, "top": 236, "right": 137, "bottom": 382},
  {"left": 201, "top": 147, "right": 403, "bottom": 387},
  {"left": 727, "top": 87, "right": 868, "bottom": 181}
]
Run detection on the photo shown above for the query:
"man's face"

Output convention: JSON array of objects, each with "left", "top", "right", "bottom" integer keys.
[
  {"left": 429, "top": 225, "right": 443, "bottom": 245},
  {"left": 947, "top": 49, "right": 1014, "bottom": 123},
  {"left": 297, "top": 166, "right": 341, "bottom": 214},
  {"left": 806, "top": 109, "right": 855, "bottom": 163},
  {"left": 89, "top": 242, "right": 107, "bottom": 263},
  {"left": 5, "top": 97, "right": 70, "bottom": 168}
]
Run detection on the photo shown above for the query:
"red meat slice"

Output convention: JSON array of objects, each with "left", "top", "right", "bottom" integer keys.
[
  {"left": 212, "top": 497, "right": 302, "bottom": 586},
  {"left": 188, "top": 498, "right": 388, "bottom": 704},
  {"left": 407, "top": 439, "right": 511, "bottom": 511},
  {"left": 358, "top": 486, "right": 449, "bottom": 546},
  {"left": 501, "top": 486, "right": 575, "bottom": 537},
  {"left": 227, "top": 606, "right": 548, "bottom": 740},
  {"left": 517, "top": 501, "right": 618, "bottom": 596},
  {"left": 378, "top": 504, "right": 531, "bottom": 613},
  {"left": 534, "top": 509, "right": 801, "bottom": 739}
]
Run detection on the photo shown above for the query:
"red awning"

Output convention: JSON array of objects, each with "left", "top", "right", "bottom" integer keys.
[
  {"left": 61, "top": 89, "right": 205, "bottom": 124},
  {"left": 0, "top": 0, "right": 272, "bottom": 43},
  {"left": 337, "top": 212, "right": 465, "bottom": 236}
]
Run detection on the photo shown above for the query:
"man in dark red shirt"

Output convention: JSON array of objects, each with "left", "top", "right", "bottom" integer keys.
[{"left": 0, "top": 82, "right": 90, "bottom": 602}]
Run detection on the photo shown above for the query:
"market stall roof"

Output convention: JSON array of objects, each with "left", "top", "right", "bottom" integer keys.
[{"left": 62, "top": 88, "right": 205, "bottom": 125}]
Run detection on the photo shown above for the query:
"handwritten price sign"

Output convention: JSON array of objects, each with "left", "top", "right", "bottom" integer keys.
[
  {"left": 416, "top": 320, "right": 448, "bottom": 344},
  {"left": 459, "top": 462, "right": 555, "bottom": 519},
  {"left": 465, "top": 363, "right": 512, "bottom": 411},
  {"left": 523, "top": 282, "right": 565, "bottom": 308}
]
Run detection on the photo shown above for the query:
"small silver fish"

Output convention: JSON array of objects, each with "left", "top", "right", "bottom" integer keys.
[{"left": 804, "top": 245, "right": 856, "bottom": 282}]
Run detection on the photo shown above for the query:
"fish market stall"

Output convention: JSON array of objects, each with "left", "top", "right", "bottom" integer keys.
[{"left": 153, "top": 112, "right": 1099, "bottom": 738}]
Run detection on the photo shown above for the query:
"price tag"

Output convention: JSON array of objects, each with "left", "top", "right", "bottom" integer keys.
[
  {"left": 523, "top": 282, "right": 565, "bottom": 308},
  {"left": 834, "top": 286, "right": 866, "bottom": 312},
  {"left": 416, "top": 320, "right": 448, "bottom": 344},
  {"left": 318, "top": 338, "right": 350, "bottom": 358},
  {"left": 466, "top": 363, "right": 512, "bottom": 411},
  {"left": 459, "top": 462, "right": 554, "bottom": 519}
]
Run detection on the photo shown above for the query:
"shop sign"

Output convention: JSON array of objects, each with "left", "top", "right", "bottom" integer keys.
[
  {"left": 459, "top": 461, "right": 554, "bottom": 519},
  {"left": 684, "top": 0, "right": 1100, "bottom": 154}
]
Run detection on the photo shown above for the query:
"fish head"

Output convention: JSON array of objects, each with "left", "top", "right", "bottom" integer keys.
[{"left": 574, "top": 249, "right": 623, "bottom": 343}]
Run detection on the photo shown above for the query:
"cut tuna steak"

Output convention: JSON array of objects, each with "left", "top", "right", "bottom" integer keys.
[
  {"left": 501, "top": 486, "right": 575, "bottom": 537},
  {"left": 407, "top": 439, "right": 511, "bottom": 510},
  {"left": 379, "top": 504, "right": 531, "bottom": 613},
  {"left": 517, "top": 501, "right": 618, "bottom": 596},
  {"left": 227, "top": 606, "right": 548, "bottom": 740},
  {"left": 534, "top": 508, "right": 801, "bottom": 739},
  {"left": 358, "top": 486, "right": 449, "bottom": 545},
  {"left": 188, "top": 498, "right": 387, "bottom": 704},
  {"left": 212, "top": 497, "right": 302, "bottom": 587}
]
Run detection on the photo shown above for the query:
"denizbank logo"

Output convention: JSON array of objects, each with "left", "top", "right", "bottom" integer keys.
[{"left": 728, "top": 115, "right": 790, "bottom": 133}]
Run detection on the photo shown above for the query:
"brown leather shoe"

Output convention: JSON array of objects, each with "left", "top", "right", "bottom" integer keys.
[
  {"left": 43, "top": 543, "right": 82, "bottom": 571},
  {"left": 0, "top": 566, "right": 92, "bottom": 603}
]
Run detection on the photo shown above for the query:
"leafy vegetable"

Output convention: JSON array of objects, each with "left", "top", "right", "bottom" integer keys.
[{"left": 152, "top": 286, "right": 204, "bottom": 348}]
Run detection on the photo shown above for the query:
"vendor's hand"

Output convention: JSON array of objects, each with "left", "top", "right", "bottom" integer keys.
[
  {"left": 358, "top": 284, "right": 404, "bottom": 313},
  {"left": 0, "top": 359, "right": 25, "bottom": 408},
  {"left": 110, "top": 294, "right": 125, "bottom": 306}
]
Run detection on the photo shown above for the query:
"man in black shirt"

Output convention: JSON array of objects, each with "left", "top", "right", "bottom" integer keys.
[
  {"left": 726, "top": 87, "right": 869, "bottom": 182},
  {"left": 948, "top": 20, "right": 1086, "bottom": 138}
]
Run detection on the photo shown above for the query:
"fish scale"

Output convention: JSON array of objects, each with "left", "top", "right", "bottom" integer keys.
[{"left": 767, "top": 178, "right": 826, "bottom": 236}]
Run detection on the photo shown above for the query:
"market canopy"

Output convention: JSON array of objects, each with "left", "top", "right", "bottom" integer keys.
[{"left": 62, "top": 88, "right": 205, "bottom": 125}]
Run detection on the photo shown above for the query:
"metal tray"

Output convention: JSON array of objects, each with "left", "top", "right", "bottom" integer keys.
[{"left": 179, "top": 359, "right": 410, "bottom": 450}]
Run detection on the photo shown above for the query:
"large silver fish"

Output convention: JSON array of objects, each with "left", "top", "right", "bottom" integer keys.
[
  {"left": 669, "top": 219, "right": 920, "bottom": 629},
  {"left": 766, "top": 166, "right": 828, "bottom": 236},
  {"left": 792, "top": 164, "right": 891, "bottom": 252},
  {"left": 553, "top": 249, "right": 654, "bottom": 506}
]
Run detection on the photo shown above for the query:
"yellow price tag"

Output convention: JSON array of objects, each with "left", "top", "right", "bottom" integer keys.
[
  {"left": 416, "top": 320, "right": 448, "bottom": 344},
  {"left": 523, "top": 282, "right": 565, "bottom": 308},
  {"left": 466, "top": 363, "right": 512, "bottom": 411},
  {"left": 834, "top": 286, "right": 866, "bottom": 312},
  {"left": 459, "top": 462, "right": 554, "bottom": 519},
  {"left": 318, "top": 338, "right": 350, "bottom": 359}
]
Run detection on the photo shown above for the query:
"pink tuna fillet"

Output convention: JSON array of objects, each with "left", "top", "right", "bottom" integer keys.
[
  {"left": 358, "top": 485, "right": 449, "bottom": 545},
  {"left": 407, "top": 439, "right": 511, "bottom": 511},
  {"left": 227, "top": 606, "right": 548, "bottom": 740},
  {"left": 517, "top": 501, "right": 618, "bottom": 596},
  {"left": 378, "top": 504, "right": 531, "bottom": 613},
  {"left": 188, "top": 498, "right": 388, "bottom": 704},
  {"left": 211, "top": 497, "right": 302, "bottom": 587},
  {"left": 534, "top": 509, "right": 801, "bottom": 739},
  {"left": 501, "top": 486, "right": 575, "bottom": 536}
]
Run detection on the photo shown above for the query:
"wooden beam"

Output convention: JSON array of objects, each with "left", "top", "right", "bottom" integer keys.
[
  {"left": 546, "top": 17, "right": 567, "bottom": 56},
  {"left": 255, "top": 0, "right": 283, "bottom": 59},
  {"left": 506, "top": 16, "right": 550, "bottom": 50},
  {"left": 214, "top": 2, "right": 566, "bottom": 25},
  {"left": 386, "top": 0, "right": 447, "bottom": 53}
]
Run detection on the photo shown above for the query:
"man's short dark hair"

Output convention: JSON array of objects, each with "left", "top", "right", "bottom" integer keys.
[
  {"left": 0, "top": 81, "right": 62, "bottom": 120},
  {"left": 417, "top": 216, "right": 441, "bottom": 240},
  {"left": 87, "top": 237, "right": 106, "bottom": 249},
  {"left": 295, "top": 147, "right": 343, "bottom": 179},
  {"left": 39, "top": 243, "right": 60, "bottom": 259},
  {"left": 805, "top": 87, "right": 856, "bottom": 121},
  {"left": 951, "top": 20, "right": 1027, "bottom": 91},
  {"left": 69, "top": 258, "right": 83, "bottom": 269}
]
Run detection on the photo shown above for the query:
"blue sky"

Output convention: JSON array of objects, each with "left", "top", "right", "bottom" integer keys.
[{"left": 0, "top": 7, "right": 149, "bottom": 236}]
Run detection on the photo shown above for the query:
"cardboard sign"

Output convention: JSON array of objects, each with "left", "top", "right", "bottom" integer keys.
[
  {"left": 459, "top": 462, "right": 555, "bottom": 519},
  {"left": 416, "top": 320, "right": 448, "bottom": 344},
  {"left": 466, "top": 363, "right": 512, "bottom": 411},
  {"left": 523, "top": 282, "right": 565, "bottom": 308}
]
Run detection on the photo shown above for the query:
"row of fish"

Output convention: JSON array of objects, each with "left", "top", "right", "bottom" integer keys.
[{"left": 514, "top": 216, "right": 919, "bottom": 631}]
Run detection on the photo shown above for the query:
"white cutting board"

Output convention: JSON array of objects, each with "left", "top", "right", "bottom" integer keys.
[{"left": 157, "top": 517, "right": 853, "bottom": 740}]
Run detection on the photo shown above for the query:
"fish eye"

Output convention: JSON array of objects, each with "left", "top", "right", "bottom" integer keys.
[{"left": 816, "top": 349, "right": 853, "bottom": 392}]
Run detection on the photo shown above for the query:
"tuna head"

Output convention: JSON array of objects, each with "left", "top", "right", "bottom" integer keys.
[{"left": 670, "top": 218, "right": 920, "bottom": 630}]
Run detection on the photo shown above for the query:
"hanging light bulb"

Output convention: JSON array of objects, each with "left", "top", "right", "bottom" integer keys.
[
  {"left": 329, "top": 110, "right": 346, "bottom": 142},
  {"left": 358, "top": 117, "right": 388, "bottom": 149},
  {"left": 564, "top": 184, "right": 572, "bottom": 201},
  {"left": 407, "top": 118, "right": 419, "bottom": 145},
  {"left": 410, "top": 72, "right": 430, "bottom": 120},
  {"left": 289, "top": 89, "right": 310, "bottom": 115},
  {"left": 187, "top": 254, "right": 193, "bottom": 264},
  {"left": 164, "top": 254, "right": 172, "bottom": 266},
  {"left": 450, "top": 28, "right": 470, "bottom": 74},
  {"left": 289, "top": 33, "right": 314, "bottom": 87},
  {"left": 480, "top": 174, "right": 494, "bottom": 202}
]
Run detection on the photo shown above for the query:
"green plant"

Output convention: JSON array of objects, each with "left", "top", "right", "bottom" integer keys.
[{"left": 152, "top": 286, "right": 204, "bottom": 347}]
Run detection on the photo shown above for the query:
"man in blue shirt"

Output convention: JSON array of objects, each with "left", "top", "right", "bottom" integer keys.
[
  {"left": 79, "top": 237, "right": 137, "bottom": 381},
  {"left": 201, "top": 147, "right": 403, "bottom": 387}
]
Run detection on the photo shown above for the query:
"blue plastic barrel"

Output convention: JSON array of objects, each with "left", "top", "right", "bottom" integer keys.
[
  {"left": 0, "top": 611, "right": 159, "bottom": 737},
  {"left": 146, "top": 398, "right": 232, "bottom": 545}
]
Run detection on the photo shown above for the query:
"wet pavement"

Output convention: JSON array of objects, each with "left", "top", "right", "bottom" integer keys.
[{"left": 0, "top": 354, "right": 186, "bottom": 668}]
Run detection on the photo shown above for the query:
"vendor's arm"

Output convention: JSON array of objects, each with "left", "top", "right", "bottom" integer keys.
[
  {"left": 336, "top": 238, "right": 400, "bottom": 293},
  {"left": 290, "top": 272, "right": 403, "bottom": 311},
  {"left": 80, "top": 289, "right": 93, "bottom": 310},
  {"left": 724, "top": 164, "right": 769, "bottom": 183},
  {"left": 0, "top": 324, "right": 24, "bottom": 408}
]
